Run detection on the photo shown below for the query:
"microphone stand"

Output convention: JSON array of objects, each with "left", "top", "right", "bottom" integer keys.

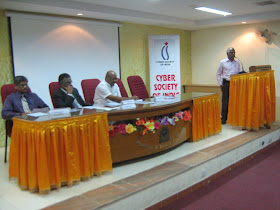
[{"left": 235, "top": 56, "right": 247, "bottom": 74}]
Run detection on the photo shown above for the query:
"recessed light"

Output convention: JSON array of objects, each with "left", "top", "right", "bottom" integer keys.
[
  {"left": 195, "top": 7, "right": 232, "bottom": 16},
  {"left": 242, "top": 22, "right": 247, "bottom": 24},
  {"left": 77, "top": 13, "right": 84, "bottom": 16}
]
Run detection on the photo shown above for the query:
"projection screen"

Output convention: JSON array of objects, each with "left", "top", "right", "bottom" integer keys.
[{"left": 7, "top": 12, "right": 121, "bottom": 108}]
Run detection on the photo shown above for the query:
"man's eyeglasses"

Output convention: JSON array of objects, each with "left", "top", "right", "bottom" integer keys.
[{"left": 17, "top": 83, "right": 28, "bottom": 88}]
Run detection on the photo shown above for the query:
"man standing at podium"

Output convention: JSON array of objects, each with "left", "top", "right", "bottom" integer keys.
[{"left": 217, "top": 47, "right": 241, "bottom": 124}]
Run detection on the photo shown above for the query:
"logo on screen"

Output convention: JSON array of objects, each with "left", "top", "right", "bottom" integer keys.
[{"left": 161, "top": 42, "right": 169, "bottom": 60}]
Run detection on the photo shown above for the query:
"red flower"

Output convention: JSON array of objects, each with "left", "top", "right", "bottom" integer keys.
[
  {"left": 136, "top": 118, "right": 145, "bottom": 126},
  {"left": 183, "top": 110, "right": 192, "bottom": 121},
  {"left": 118, "top": 123, "right": 127, "bottom": 134},
  {"left": 114, "top": 126, "right": 119, "bottom": 133},
  {"left": 154, "top": 122, "right": 161, "bottom": 130},
  {"left": 109, "top": 129, "right": 116, "bottom": 137}
]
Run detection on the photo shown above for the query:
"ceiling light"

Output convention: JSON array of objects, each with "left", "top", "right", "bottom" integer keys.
[
  {"left": 242, "top": 22, "right": 247, "bottom": 24},
  {"left": 195, "top": 7, "right": 232, "bottom": 16},
  {"left": 77, "top": 13, "right": 84, "bottom": 16}
]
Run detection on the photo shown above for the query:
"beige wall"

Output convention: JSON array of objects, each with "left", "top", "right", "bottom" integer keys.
[
  {"left": 0, "top": 12, "right": 192, "bottom": 147},
  {"left": 0, "top": 10, "right": 14, "bottom": 147},
  {"left": 119, "top": 22, "right": 192, "bottom": 95},
  {"left": 191, "top": 21, "right": 280, "bottom": 121}
]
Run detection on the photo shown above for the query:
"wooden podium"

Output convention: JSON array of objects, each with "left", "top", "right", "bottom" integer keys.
[
  {"left": 227, "top": 70, "right": 275, "bottom": 130},
  {"left": 249, "top": 65, "right": 271, "bottom": 72}
]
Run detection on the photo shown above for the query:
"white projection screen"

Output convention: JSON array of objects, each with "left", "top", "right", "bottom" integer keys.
[{"left": 8, "top": 12, "right": 121, "bottom": 108}]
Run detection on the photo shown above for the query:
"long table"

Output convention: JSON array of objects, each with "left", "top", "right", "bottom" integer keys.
[{"left": 9, "top": 92, "right": 221, "bottom": 193}]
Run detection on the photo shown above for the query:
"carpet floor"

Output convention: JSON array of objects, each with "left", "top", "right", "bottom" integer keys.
[{"left": 161, "top": 142, "right": 280, "bottom": 210}]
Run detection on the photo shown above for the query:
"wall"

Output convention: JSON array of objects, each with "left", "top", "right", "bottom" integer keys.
[
  {"left": 0, "top": 10, "right": 14, "bottom": 147},
  {"left": 0, "top": 12, "right": 192, "bottom": 147},
  {"left": 192, "top": 21, "right": 280, "bottom": 121},
  {"left": 119, "top": 22, "right": 192, "bottom": 95}
]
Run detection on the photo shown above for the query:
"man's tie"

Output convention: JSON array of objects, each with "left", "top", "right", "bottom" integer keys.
[{"left": 21, "top": 95, "right": 31, "bottom": 113}]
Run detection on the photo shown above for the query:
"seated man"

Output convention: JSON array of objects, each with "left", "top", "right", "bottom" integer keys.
[
  {"left": 53, "top": 73, "right": 90, "bottom": 108},
  {"left": 94, "top": 70, "right": 138, "bottom": 106},
  {"left": 1, "top": 76, "right": 49, "bottom": 120}
]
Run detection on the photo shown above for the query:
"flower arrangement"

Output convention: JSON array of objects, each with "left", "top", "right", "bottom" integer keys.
[{"left": 109, "top": 110, "right": 192, "bottom": 137}]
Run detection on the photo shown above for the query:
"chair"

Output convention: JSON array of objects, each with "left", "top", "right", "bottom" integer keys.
[
  {"left": 49, "top": 82, "right": 60, "bottom": 108},
  {"left": 81, "top": 79, "right": 100, "bottom": 104},
  {"left": 1, "top": 84, "right": 15, "bottom": 163},
  {"left": 1, "top": 84, "right": 32, "bottom": 162},
  {"left": 115, "top": 79, "right": 128, "bottom": 97},
  {"left": 127, "top": 75, "right": 149, "bottom": 100}
]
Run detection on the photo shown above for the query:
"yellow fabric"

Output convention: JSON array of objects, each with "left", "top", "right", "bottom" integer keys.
[
  {"left": 227, "top": 71, "right": 276, "bottom": 130},
  {"left": 9, "top": 112, "right": 112, "bottom": 193},
  {"left": 192, "top": 94, "right": 222, "bottom": 142}
]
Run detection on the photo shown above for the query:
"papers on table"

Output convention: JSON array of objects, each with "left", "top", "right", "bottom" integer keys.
[
  {"left": 105, "top": 102, "right": 121, "bottom": 107},
  {"left": 27, "top": 112, "right": 49, "bottom": 117},
  {"left": 32, "top": 107, "right": 50, "bottom": 113},
  {"left": 50, "top": 112, "right": 71, "bottom": 119},
  {"left": 120, "top": 99, "right": 136, "bottom": 109},
  {"left": 83, "top": 105, "right": 119, "bottom": 111},
  {"left": 49, "top": 107, "right": 71, "bottom": 114},
  {"left": 153, "top": 96, "right": 176, "bottom": 102},
  {"left": 135, "top": 99, "right": 155, "bottom": 104}
]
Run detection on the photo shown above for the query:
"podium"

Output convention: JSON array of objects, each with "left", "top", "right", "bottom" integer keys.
[{"left": 227, "top": 70, "right": 275, "bottom": 130}]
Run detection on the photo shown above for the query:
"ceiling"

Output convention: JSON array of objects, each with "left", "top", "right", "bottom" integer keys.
[{"left": 1, "top": 0, "right": 280, "bottom": 30}]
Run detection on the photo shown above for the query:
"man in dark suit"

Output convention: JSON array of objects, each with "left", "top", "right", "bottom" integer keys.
[{"left": 53, "top": 73, "right": 90, "bottom": 108}]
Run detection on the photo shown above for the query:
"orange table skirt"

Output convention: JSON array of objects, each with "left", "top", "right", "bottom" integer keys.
[
  {"left": 192, "top": 94, "right": 222, "bottom": 142},
  {"left": 228, "top": 71, "right": 276, "bottom": 130},
  {"left": 9, "top": 112, "right": 112, "bottom": 193}
]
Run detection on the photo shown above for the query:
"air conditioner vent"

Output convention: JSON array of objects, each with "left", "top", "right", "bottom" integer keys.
[{"left": 256, "top": 1, "right": 277, "bottom": 6}]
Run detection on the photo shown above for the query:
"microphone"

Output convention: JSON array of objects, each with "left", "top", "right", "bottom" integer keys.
[{"left": 235, "top": 56, "right": 246, "bottom": 74}]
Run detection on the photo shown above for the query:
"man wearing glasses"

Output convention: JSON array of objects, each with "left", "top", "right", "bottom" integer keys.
[
  {"left": 94, "top": 70, "right": 138, "bottom": 106},
  {"left": 217, "top": 47, "right": 241, "bottom": 124},
  {"left": 1, "top": 75, "right": 49, "bottom": 119},
  {"left": 53, "top": 73, "right": 90, "bottom": 108}
]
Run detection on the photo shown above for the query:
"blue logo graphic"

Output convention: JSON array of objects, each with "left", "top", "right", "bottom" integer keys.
[{"left": 161, "top": 42, "right": 169, "bottom": 60}]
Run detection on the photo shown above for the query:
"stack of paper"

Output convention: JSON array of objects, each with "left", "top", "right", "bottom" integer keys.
[
  {"left": 120, "top": 99, "right": 136, "bottom": 110},
  {"left": 49, "top": 107, "right": 71, "bottom": 114}
]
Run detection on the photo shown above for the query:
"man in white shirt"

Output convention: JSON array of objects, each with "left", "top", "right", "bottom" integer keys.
[
  {"left": 94, "top": 70, "right": 138, "bottom": 106},
  {"left": 217, "top": 47, "right": 241, "bottom": 124}
]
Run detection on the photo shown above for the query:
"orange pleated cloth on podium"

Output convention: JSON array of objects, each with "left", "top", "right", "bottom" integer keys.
[{"left": 227, "top": 70, "right": 276, "bottom": 130}]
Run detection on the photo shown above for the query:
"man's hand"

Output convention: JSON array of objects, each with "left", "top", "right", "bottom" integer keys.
[
  {"left": 65, "top": 85, "right": 73, "bottom": 94},
  {"left": 130, "top": 95, "right": 139, "bottom": 100},
  {"left": 20, "top": 112, "right": 27, "bottom": 116}
]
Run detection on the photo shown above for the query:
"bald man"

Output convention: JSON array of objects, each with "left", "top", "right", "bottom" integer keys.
[
  {"left": 217, "top": 47, "right": 241, "bottom": 124},
  {"left": 94, "top": 70, "right": 138, "bottom": 106}
]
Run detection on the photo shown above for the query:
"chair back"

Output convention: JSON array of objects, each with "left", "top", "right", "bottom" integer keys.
[
  {"left": 127, "top": 75, "right": 149, "bottom": 100},
  {"left": 1, "top": 84, "right": 27, "bottom": 161},
  {"left": 1, "top": 84, "right": 31, "bottom": 105},
  {"left": 1, "top": 84, "right": 15, "bottom": 105},
  {"left": 81, "top": 79, "right": 100, "bottom": 103},
  {"left": 49, "top": 82, "right": 60, "bottom": 108},
  {"left": 115, "top": 79, "right": 128, "bottom": 97}
]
